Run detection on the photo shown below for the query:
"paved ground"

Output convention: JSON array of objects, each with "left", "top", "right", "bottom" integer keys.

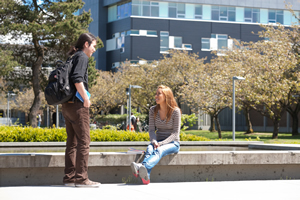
[{"left": 1, "top": 180, "right": 300, "bottom": 200}]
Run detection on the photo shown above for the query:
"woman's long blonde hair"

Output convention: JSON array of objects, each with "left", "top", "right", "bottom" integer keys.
[{"left": 154, "top": 85, "right": 180, "bottom": 122}]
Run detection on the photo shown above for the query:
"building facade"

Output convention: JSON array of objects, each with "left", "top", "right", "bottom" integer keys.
[
  {"left": 82, "top": 0, "right": 299, "bottom": 71},
  {"left": 81, "top": 0, "right": 300, "bottom": 132}
]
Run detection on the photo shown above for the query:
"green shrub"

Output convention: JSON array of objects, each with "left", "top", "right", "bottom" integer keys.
[
  {"left": 181, "top": 113, "right": 198, "bottom": 131},
  {"left": 102, "top": 125, "right": 117, "bottom": 130},
  {"left": 0, "top": 126, "right": 67, "bottom": 142},
  {"left": 94, "top": 114, "right": 127, "bottom": 124},
  {"left": 94, "top": 114, "right": 147, "bottom": 125},
  {"left": 90, "top": 129, "right": 150, "bottom": 141},
  {"left": 0, "top": 126, "right": 210, "bottom": 142},
  {"left": 180, "top": 132, "right": 210, "bottom": 141}
]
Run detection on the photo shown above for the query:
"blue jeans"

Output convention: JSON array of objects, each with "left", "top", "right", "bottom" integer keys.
[{"left": 142, "top": 141, "right": 180, "bottom": 179}]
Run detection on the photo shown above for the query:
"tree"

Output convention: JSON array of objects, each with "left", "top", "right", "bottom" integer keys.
[
  {"left": 210, "top": 43, "right": 255, "bottom": 134},
  {"left": 181, "top": 53, "right": 234, "bottom": 138},
  {"left": 0, "top": 0, "right": 103, "bottom": 127},
  {"left": 89, "top": 70, "right": 126, "bottom": 118},
  {"left": 156, "top": 50, "right": 206, "bottom": 108},
  {"left": 0, "top": 49, "right": 23, "bottom": 92},
  {"left": 10, "top": 88, "right": 35, "bottom": 116},
  {"left": 118, "top": 51, "right": 207, "bottom": 114},
  {"left": 119, "top": 61, "right": 158, "bottom": 113},
  {"left": 283, "top": 10, "right": 300, "bottom": 135},
  {"left": 232, "top": 25, "right": 299, "bottom": 139}
]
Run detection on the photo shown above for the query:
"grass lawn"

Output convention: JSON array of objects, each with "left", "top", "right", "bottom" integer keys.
[{"left": 184, "top": 130, "right": 300, "bottom": 144}]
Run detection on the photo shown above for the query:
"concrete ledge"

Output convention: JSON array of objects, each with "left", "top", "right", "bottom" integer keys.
[
  {"left": 1, "top": 150, "right": 300, "bottom": 186},
  {"left": 1, "top": 151, "right": 300, "bottom": 168},
  {"left": 0, "top": 141, "right": 263, "bottom": 147},
  {"left": 249, "top": 144, "right": 300, "bottom": 150}
]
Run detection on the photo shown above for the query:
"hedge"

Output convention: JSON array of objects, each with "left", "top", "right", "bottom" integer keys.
[
  {"left": 94, "top": 114, "right": 148, "bottom": 125},
  {"left": 0, "top": 126, "right": 210, "bottom": 142}
]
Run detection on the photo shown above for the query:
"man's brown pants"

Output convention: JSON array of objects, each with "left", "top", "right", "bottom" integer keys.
[{"left": 62, "top": 100, "right": 90, "bottom": 184}]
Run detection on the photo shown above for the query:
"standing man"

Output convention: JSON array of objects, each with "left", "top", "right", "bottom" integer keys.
[{"left": 61, "top": 33, "right": 100, "bottom": 187}]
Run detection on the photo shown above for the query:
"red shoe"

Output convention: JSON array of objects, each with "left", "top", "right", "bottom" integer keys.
[
  {"left": 130, "top": 162, "right": 140, "bottom": 178},
  {"left": 139, "top": 165, "right": 150, "bottom": 185}
]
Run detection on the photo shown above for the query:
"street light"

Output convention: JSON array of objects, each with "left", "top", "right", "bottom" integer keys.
[
  {"left": 7, "top": 92, "right": 16, "bottom": 126},
  {"left": 126, "top": 85, "right": 142, "bottom": 131},
  {"left": 232, "top": 76, "right": 245, "bottom": 141}
]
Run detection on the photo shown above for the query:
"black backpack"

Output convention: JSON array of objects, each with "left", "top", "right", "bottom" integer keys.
[{"left": 44, "top": 58, "right": 76, "bottom": 105}]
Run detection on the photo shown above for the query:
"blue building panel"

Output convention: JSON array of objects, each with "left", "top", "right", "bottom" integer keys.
[
  {"left": 211, "top": 22, "right": 241, "bottom": 39},
  {"left": 131, "top": 36, "right": 160, "bottom": 60}
]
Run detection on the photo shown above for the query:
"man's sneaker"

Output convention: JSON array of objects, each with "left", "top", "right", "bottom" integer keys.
[
  {"left": 138, "top": 165, "right": 150, "bottom": 185},
  {"left": 64, "top": 182, "right": 75, "bottom": 186},
  {"left": 130, "top": 162, "right": 142, "bottom": 178},
  {"left": 75, "top": 180, "right": 101, "bottom": 188}
]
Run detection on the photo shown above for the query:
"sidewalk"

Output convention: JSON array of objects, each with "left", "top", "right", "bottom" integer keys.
[{"left": 1, "top": 180, "right": 299, "bottom": 200}]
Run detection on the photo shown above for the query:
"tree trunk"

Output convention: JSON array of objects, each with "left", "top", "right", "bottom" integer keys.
[
  {"left": 29, "top": 38, "right": 43, "bottom": 127},
  {"left": 244, "top": 107, "right": 253, "bottom": 134},
  {"left": 291, "top": 113, "right": 299, "bottom": 136},
  {"left": 209, "top": 114, "right": 216, "bottom": 132},
  {"left": 215, "top": 115, "right": 222, "bottom": 139},
  {"left": 287, "top": 104, "right": 300, "bottom": 136},
  {"left": 272, "top": 119, "right": 280, "bottom": 139}
]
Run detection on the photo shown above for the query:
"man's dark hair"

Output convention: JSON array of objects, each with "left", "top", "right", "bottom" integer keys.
[{"left": 68, "top": 33, "right": 96, "bottom": 56}]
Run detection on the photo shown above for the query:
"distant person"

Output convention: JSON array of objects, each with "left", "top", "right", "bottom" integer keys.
[
  {"left": 127, "top": 112, "right": 136, "bottom": 131},
  {"left": 61, "top": 33, "right": 100, "bottom": 187},
  {"left": 130, "top": 85, "right": 181, "bottom": 184},
  {"left": 52, "top": 112, "right": 56, "bottom": 127},
  {"left": 37, "top": 113, "right": 42, "bottom": 127},
  {"left": 131, "top": 112, "right": 136, "bottom": 128},
  {"left": 136, "top": 117, "right": 142, "bottom": 132}
]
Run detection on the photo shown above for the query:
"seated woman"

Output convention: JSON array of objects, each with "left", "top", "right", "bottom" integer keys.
[{"left": 131, "top": 85, "right": 181, "bottom": 184}]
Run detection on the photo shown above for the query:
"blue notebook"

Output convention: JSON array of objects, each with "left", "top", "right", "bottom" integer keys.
[{"left": 75, "top": 90, "right": 91, "bottom": 102}]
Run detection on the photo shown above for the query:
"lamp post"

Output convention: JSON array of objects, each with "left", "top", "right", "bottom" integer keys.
[
  {"left": 44, "top": 66, "right": 54, "bottom": 128},
  {"left": 126, "top": 85, "right": 142, "bottom": 130},
  {"left": 7, "top": 92, "right": 16, "bottom": 126},
  {"left": 232, "top": 76, "right": 245, "bottom": 141},
  {"left": 56, "top": 105, "right": 59, "bottom": 128}
]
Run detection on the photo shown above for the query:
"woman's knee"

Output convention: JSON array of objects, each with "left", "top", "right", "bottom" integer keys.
[{"left": 146, "top": 143, "right": 154, "bottom": 152}]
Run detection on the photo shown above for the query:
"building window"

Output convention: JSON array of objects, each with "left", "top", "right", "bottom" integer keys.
[
  {"left": 132, "top": 0, "right": 159, "bottom": 17},
  {"left": 268, "top": 10, "right": 283, "bottom": 24},
  {"left": 212, "top": 6, "right": 235, "bottom": 21},
  {"left": 160, "top": 31, "right": 169, "bottom": 53},
  {"left": 132, "top": 0, "right": 141, "bottom": 15},
  {"left": 111, "top": 2, "right": 291, "bottom": 25},
  {"left": 183, "top": 44, "right": 192, "bottom": 49},
  {"left": 168, "top": 3, "right": 177, "bottom": 18},
  {"left": 116, "top": 32, "right": 125, "bottom": 53},
  {"left": 244, "top": 8, "right": 260, "bottom": 23},
  {"left": 195, "top": 5, "right": 202, "bottom": 19},
  {"left": 151, "top": 2, "right": 159, "bottom": 17},
  {"left": 142, "top": 1, "right": 150, "bottom": 16},
  {"left": 147, "top": 30, "right": 157, "bottom": 36},
  {"left": 117, "top": 2, "right": 132, "bottom": 19},
  {"left": 126, "top": 30, "right": 157, "bottom": 37},
  {"left": 201, "top": 38, "right": 210, "bottom": 50},
  {"left": 169, "top": 3, "right": 185, "bottom": 18},
  {"left": 174, "top": 37, "right": 182, "bottom": 48},
  {"left": 129, "top": 30, "right": 139, "bottom": 35},
  {"left": 212, "top": 34, "right": 228, "bottom": 50},
  {"left": 201, "top": 34, "right": 229, "bottom": 51},
  {"left": 177, "top": 3, "right": 185, "bottom": 18}
]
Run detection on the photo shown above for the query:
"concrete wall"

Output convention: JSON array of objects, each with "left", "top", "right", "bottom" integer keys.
[{"left": 1, "top": 151, "right": 300, "bottom": 186}]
